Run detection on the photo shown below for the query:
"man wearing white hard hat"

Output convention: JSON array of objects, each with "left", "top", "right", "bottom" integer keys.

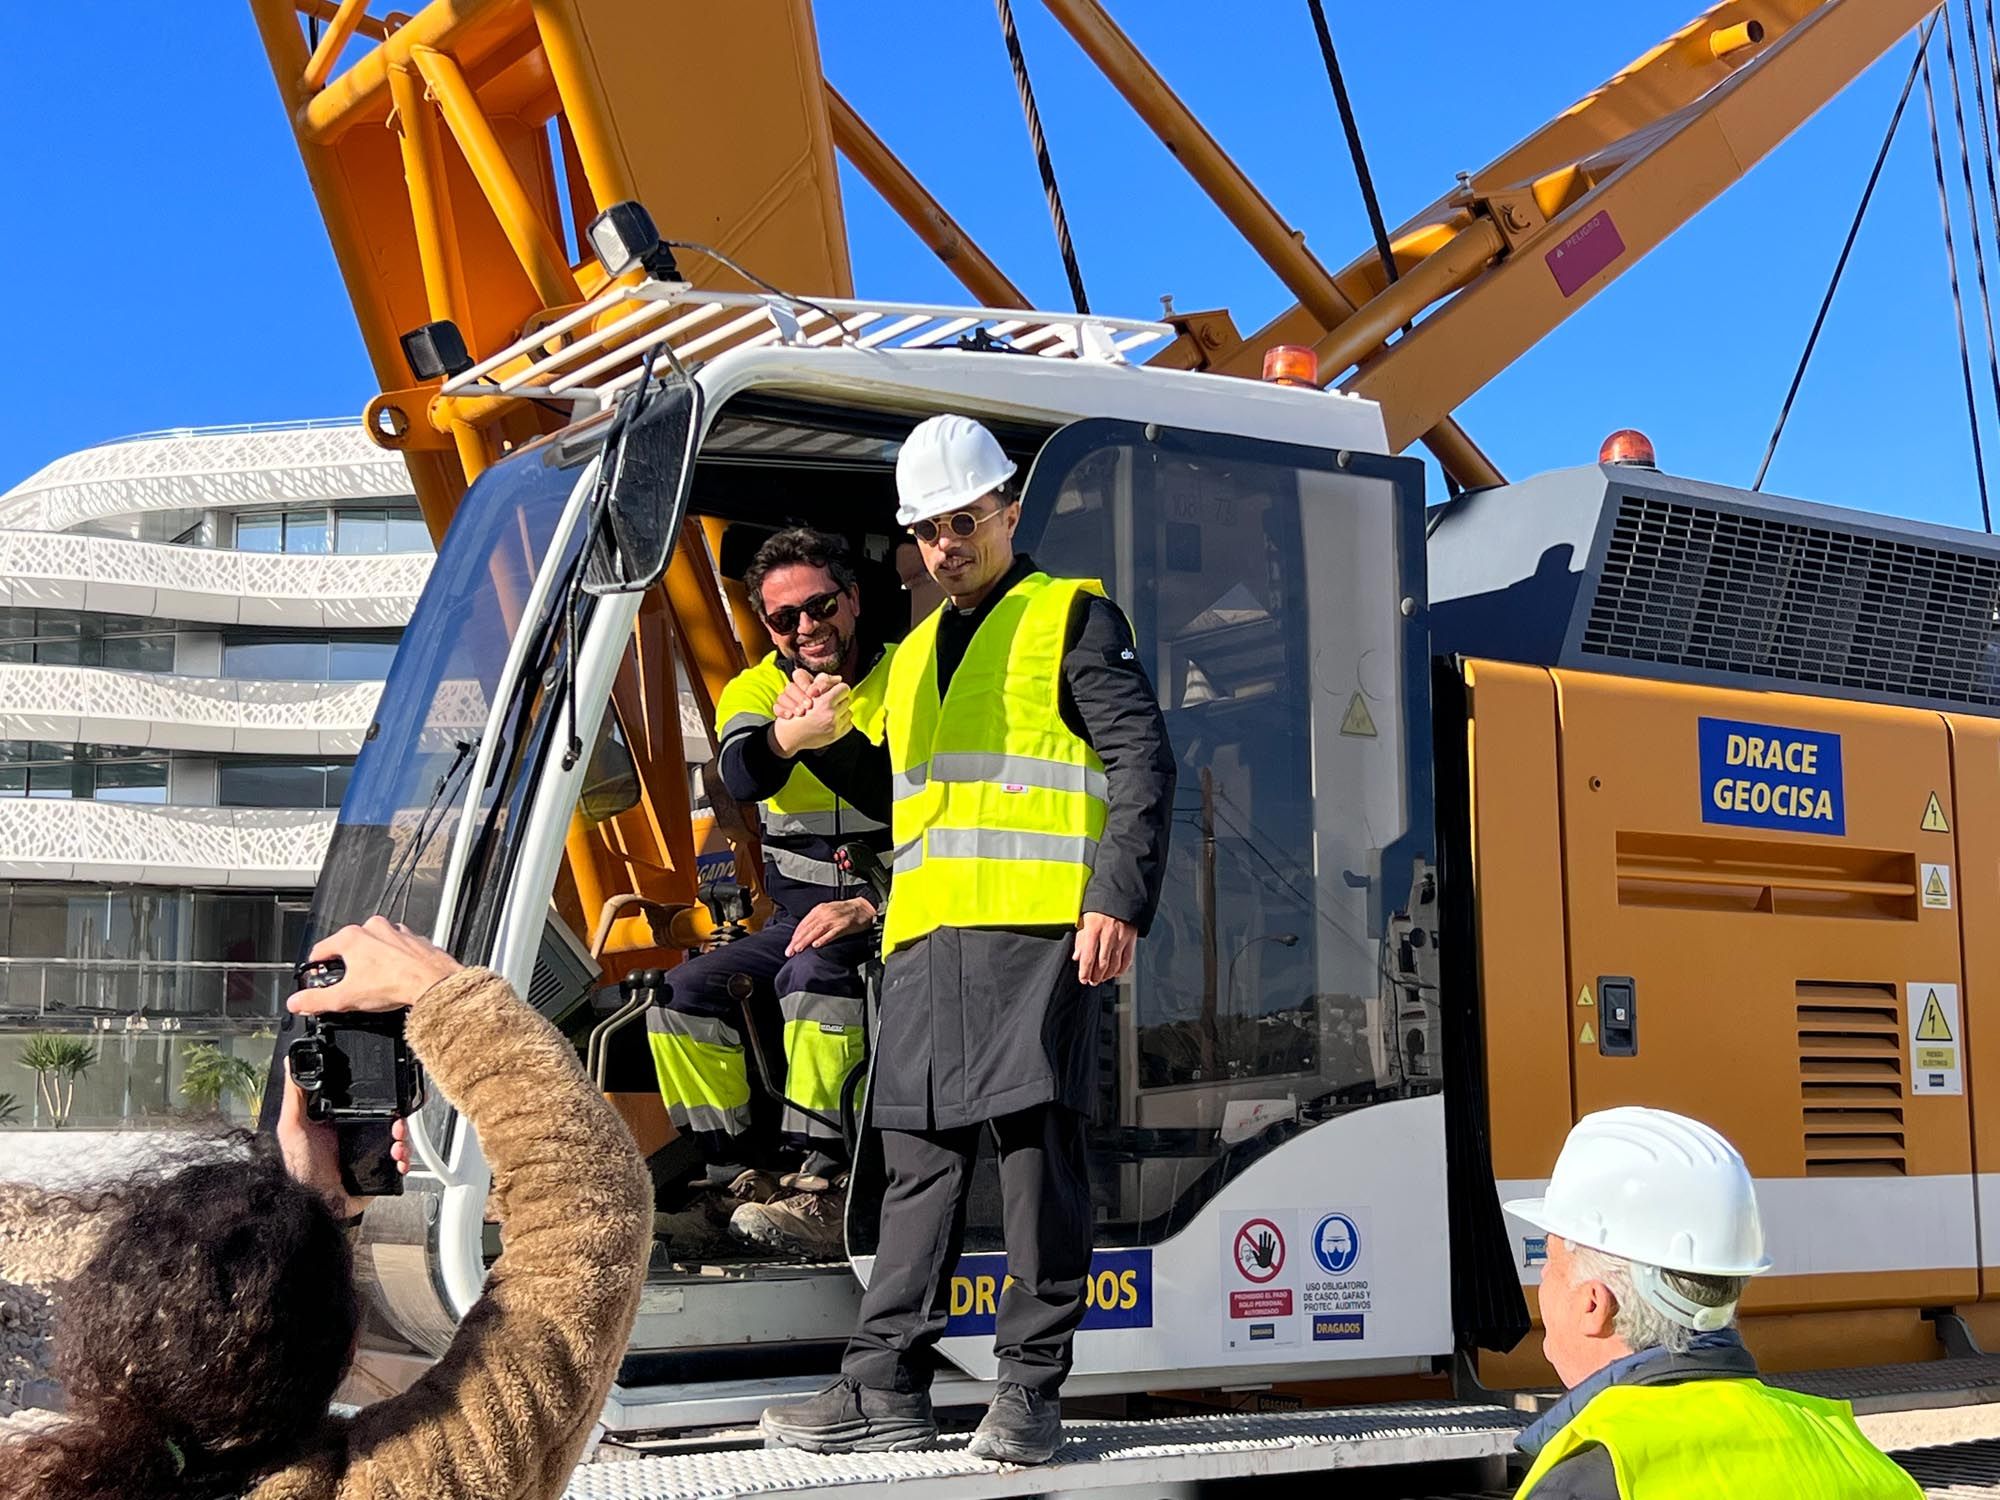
[
  {"left": 760, "top": 414, "right": 1176, "bottom": 1464},
  {"left": 1506, "top": 1107, "right": 1917, "bottom": 1498}
]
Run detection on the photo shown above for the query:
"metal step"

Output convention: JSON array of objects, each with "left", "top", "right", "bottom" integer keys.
[
  {"left": 1770, "top": 1357, "right": 2000, "bottom": 1414},
  {"left": 1897, "top": 1437, "right": 2000, "bottom": 1496},
  {"left": 564, "top": 1403, "right": 1523, "bottom": 1499}
]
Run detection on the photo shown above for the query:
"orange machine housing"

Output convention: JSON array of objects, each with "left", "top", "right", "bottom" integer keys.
[{"left": 1468, "top": 657, "right": 1997, "bottom": 1382}]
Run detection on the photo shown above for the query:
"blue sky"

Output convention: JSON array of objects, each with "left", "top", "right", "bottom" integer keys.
[{"left": 0, "top": 4, "right": 1974, "bottom": 525}]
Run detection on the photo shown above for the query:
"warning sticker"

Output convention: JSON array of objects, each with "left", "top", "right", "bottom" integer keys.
[
  {"left": 1578, "top": 1020, "right": 1596, "bottom": 1047},
  {"left": 1923, "top": 864, "right": 1953, "bottom": 910},
  {"left": 1577, "top": 984, "right": 1595, "bottom": 1009},
  {"left": 1910, "top": 984, "right": 1962, "bottom": 1095},
  {"left": 1223, "top": 1214, "right": 1299, "bottom": 1348},
  {"left": 1339, "top": 692, "right": 1378, "bottom": 738},
  {"left": 1923, "top": 793, "right": 1952, "bottom": 833},
  {"left": 1299, "top": 1209, "right": 1372, "bottom": 1342}
]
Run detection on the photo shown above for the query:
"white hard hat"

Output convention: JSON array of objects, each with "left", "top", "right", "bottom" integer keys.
[
  {"left": 895, "top": 414, "right": 1019, "bottom": 526},
  {"left": 1505, "top": 1107, "right": 1771, "bottom": 1325}
]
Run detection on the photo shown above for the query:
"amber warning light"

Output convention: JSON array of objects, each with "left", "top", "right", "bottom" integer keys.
[
  {"left": 1599, "top": 429, "right": 1657, "bottom": 467},
  {"left": 1262, "top": 345, "right": 1319, "bottom": 387}
]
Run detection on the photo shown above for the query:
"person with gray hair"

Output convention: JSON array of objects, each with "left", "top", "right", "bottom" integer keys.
[{"left": 1504, "top": 1107, "right": 1918, "bottom": 1498}]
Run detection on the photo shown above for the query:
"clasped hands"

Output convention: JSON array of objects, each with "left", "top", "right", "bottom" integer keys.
[{"left": 769, "top": 668, "right": 852, "bottom": 756}]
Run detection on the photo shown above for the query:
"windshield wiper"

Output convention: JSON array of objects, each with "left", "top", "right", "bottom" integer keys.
[{"left": 378, "top": 735, "right": 481, "bottom": 922}]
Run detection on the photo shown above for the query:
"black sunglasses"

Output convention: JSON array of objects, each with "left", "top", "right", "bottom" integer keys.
[
  {"left": 909, "top": 506, "right": 1005, "bottom": 545},
  {"left": 765, "top": 589, "right": 845, "bottom": 634}
]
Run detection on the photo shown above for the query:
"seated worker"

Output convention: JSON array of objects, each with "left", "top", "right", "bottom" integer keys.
[{"left": 648, "top": 526, "right": 891, "bottom": 1260}]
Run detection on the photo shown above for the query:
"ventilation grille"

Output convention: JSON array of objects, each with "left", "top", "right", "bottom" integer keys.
[
  {"left": 1796, "top": 981, "right": 1906, "bottom": 1177},
  {"left": 1580, "top": 495, "right": 2000, "bottom": 708}
]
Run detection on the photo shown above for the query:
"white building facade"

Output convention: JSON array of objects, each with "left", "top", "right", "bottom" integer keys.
[{"left": 0, "top": 423, "right": 429, "bottom": 1125}]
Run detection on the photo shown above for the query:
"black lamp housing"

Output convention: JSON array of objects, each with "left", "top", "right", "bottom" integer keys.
[
  {"left": 587, "top": 200, "right": 682, "bottom": 282},
  {"left": 399, "top": 320, "right": 473, "bottom": 382}
]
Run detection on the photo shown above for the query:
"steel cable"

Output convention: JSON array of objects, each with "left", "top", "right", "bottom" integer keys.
[
  {"left": 995, "top": 0, "right": 1090, "bottom": 315},
  {"left": 1925, "top": 40, "right": 1997, "bottom": 531},
  {"left": 1754, "top": 15, "right": 1937, "bottom": 490},
  {"left": 1943, "top": 5, "right": 2000, "bottom": 519}
]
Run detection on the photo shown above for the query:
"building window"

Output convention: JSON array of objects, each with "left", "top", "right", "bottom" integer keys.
[
  {"left": 0, "top": 610, "right": 175, "bottom": 672},
  {"left": 222, "top": 632, "right": 398, "bottom": 682},
  {"left": 218, "top": 759, "right": 353, "bottom": 809},
  {"left": 334, "top": 505, "right": 429, "bottom": 555},
  {"left": 0, "top": 743, "right": 173, "bottom": 802},
  {"left": 234, "top": 509, "right": 331, "bottom": 555},
  {"left": 222, "top": 637, "right": 329, "bottom": 681}
]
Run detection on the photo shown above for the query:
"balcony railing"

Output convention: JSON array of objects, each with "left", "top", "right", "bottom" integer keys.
[{"left": 0, "top": 956, "right": 294, "bottom": 1026}]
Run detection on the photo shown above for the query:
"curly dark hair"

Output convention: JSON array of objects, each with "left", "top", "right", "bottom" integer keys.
[
  {"left": 1, "top": 1131, "right": 359, "bottom": 1500},
  {"left": 742, "top": 526, "right": 858, "bottom": 619}
]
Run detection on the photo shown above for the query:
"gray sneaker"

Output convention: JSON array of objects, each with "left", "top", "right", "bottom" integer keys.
[
  {"left": 967, "top": 1382, "right": 1062, "bottom": 1465},
  {"left": 760, "top": 1375, "right": 937, "bottom": 1453}
]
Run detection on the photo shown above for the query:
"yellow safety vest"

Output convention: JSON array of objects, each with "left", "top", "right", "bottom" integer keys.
[
  {"left": 1516, "top": 1379, "right": 1921, "bottom": 1499},
  {"left": 878, "top": 572, "right": 1109, "bottom": 953},
  {"left": 714, "top": 653, "right": 886, "bottom": 886}
]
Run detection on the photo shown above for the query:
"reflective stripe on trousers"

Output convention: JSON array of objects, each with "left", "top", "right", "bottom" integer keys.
[
  {"left": 893, "top": 751, "right": 1109, "bottom": 806},
  {"left": 646, "top": 1005, "right": 753, "bottom": 1138},
  {"left": 779, "top": 990, "right": 866, "bottom": 1142}
]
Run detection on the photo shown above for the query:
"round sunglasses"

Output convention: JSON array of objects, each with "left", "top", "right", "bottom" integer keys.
[{"left": 909, "top": 506, "right": 1006, "bottom": 545}]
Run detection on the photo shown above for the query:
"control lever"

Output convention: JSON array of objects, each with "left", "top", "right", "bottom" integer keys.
[{"left": 836, "top": 840, "right": 892, "bottom": 907}]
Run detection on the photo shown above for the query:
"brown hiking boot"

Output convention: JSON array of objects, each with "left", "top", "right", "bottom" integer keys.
[
  {"left": 655, "top": 1169, "right": 784, "bottom": 1261},
  {"left": 730, "top": 1175, "right": 847, "bottom": 1257}
]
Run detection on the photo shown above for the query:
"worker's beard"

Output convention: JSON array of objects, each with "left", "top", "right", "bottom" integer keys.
[{"left": 793, "top": 623, "right": 850, "bottom": 676}]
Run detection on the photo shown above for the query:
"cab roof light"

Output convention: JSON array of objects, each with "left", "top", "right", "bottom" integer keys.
[
  {"left": 1599, "top": 428, "right": 1657, "bottom": 467},
  {"left": 1261, "top": 345, "right": 1319, "bottom": 388},
  {"left": 399, "top": 320, "right": 472, "bottom": 382},
  {"left": 587, "top": 200, "right": 683, "bottom": 283}
]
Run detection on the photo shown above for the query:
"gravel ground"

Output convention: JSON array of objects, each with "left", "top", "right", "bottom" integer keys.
[{"left": 0, "top": 1182, "right": 110, "bottom": 1419}]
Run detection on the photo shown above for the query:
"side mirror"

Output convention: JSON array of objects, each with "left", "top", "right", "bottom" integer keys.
[{"left": 582, "top": 375, "right": 702, "bottom": 596}]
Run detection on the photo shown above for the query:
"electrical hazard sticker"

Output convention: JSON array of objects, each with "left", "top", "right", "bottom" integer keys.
[
  {"left": 1923, "top": 864, "right": 1953, "bottom": 910},
  {"left": 1911, "top": 984, "right": 1962, "bottom": 1095},
  {"left": 1578, "top": 1020, "right": 1596, "bottom": 1046},
  {"left": 1923, "top": 792, "right": 1951, "bottom": 833},
  {"left": 1577, "top": 984, "right": 1595, "bottom": 1008},
  {"left": 1339, "top": 692, "right": 1378, "bottom": 738}
]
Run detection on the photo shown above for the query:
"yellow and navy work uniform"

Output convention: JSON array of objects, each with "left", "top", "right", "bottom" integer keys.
[
  {"left": 806, "top": 554, "right": 1176, "bottom": 1399},
  {"left": 1515, "top": 1338, "right": 1918, "bottom": 1499},
  {"left": 646, "top": 651, "right": 890, "bottom": 1165}
]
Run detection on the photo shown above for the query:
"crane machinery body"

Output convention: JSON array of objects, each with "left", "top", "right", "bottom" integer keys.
[{"left": 244, "top": 0, "right": 1992, "bottom": 1488}]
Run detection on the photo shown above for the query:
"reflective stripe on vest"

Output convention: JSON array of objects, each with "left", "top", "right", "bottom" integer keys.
[
  {"left": 881, "top": 572, "right": 1110, "bottom": 952},
  {"left": 1516, "top": 1379, "right": 1922, "bottom": 1499}
]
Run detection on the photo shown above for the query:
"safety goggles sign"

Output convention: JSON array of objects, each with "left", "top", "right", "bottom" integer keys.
[
  {"left": 943, "top": 1248, "right": 1151, "bottom": 1337},
  {"left": 1698, "top": 717, "right": 1844, "bottom": 835},
  {"left": 1222, "top": 1208, "right": 1374, "bottom": 1350}
]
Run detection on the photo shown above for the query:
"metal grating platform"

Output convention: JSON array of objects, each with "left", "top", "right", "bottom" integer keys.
[
  {"left": 1898, "top": 1437, "right": 2000, "bottom": 1496},
  {"left": 565, "top": 1402, "right": 1524, "bottom": 1499},
  {"left": 1770, "top": 1356, "right": 2000, "bottom": 1412}
]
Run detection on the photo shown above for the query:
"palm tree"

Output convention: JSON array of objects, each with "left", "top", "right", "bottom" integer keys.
[
  {"left": 179, "top": 1044, "right": 263, "bottom": 1118},
  {"left": 0, "top": 1093, "right": 21, "bottom": 1126},
  {"left": 19, "top": 1037, "right": 97, "bottom": 1128}
]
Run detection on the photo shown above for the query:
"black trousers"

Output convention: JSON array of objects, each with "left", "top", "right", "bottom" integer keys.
[{"left": 842, "top": 1103, "right": 1092, "bottom": 1397}]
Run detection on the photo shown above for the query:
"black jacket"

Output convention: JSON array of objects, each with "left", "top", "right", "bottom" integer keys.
[
  {"left": 1518, "top": 1335, "right": 1761, "bottom": 1498},
  {"left": 803, "top": 555, "right": 1177, "bottom": 1128}
]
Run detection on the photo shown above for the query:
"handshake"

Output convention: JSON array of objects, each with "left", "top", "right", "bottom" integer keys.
[{"left": 770, "top": 668, "right": 854, "bottom": 756}]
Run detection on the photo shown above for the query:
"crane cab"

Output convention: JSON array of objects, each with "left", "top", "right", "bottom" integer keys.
[{"left": 285, "top": 286, "right": 1478, "bottom": 1420}]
